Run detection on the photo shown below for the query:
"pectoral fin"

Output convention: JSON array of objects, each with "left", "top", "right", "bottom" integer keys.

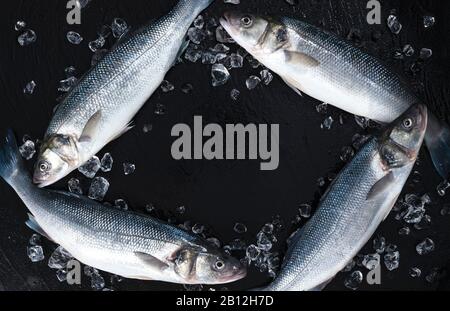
[
  {"left": 284, "top": 51, "right": 320, "bottom": 69},
  {"left": 309, "top": 278, "right": 333, "bottom": 291},
  {"left": 134, "top": 252, "right": 169, "bottom": 272},
  {"left": 25, "top": 214, "right": 53, "bottom": 242},
  {"left": 79, "top": 110, "right": 102, "bottom": 143},
  {"left": 366, "top": 172, "right": 394, "bottom": 201},
  {"left": 282, "top": 77, "right": 304, "bottom": 97}
]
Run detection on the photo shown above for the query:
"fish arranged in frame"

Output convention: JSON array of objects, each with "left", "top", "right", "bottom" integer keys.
[
  {"left": 0, "top": 131, "right": 246, "bottom": 285},
  {"left": 33, "top": 0, "right": 215, "bottom": 187},
  {"left": 220, "top": 12, "right": 450, "bottom": 180},
  {"left": 253, "top": 104, "right": 427, "bottom": 291}
]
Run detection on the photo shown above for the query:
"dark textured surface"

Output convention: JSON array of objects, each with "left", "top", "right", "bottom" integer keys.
[{"left": 0, "top": 0, "right": 449, "bottom": 291}]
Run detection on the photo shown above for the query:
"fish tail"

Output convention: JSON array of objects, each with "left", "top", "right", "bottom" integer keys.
[
  {"left": 425, "top": 113, "right": 450, "bottom": 180},
  {"left": 0, "top": 129, "right": 30, "bottom": 187}
]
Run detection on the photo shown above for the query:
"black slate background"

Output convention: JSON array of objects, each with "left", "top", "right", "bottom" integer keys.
[{"left": 0, "top": 0, "right": 449, "bottom": 291}]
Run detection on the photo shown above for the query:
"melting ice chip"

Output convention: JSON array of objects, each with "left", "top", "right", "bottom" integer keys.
[
  {"left": 111, "top": 18, "right": 129, "bottom": 39},
  {"left": 154, "top": 103, "right": 167, "bottom": 116},
  {"left": 65, "top": 66, "right": 77, "bottom": 77},
  {"left": 211, "top": 64, "right": 230, "bottom": 87},
  {"left": 193, "top": 15, "right": 205, "bottom": 29},
  {"left": 88, "top": 177, "right": 110, "bottom": 201},
  {"left": 423, "top": 15, "right": 435, "bottom": 28},
  {"left": 192, "top": 223, "right": 205, "bottom": 235},
  {"left": 409, "top": 267, "right": 422, "bottom": 278},
  {"left": 29, "top": 234, "right": 41, "bottom": 246},
  {"left": 416, "top": 238, "right": 435, "bottom": 255},
  {"left": 19, "top": 139, "right": 36, "bottom": 160},
  {"left": 181, "top": 83, "right": 193, "bottom": 94},
  {"left": 58, "top": 76, "right": 78, "bottom": 92},
  {"left": 230, "top": 88, "right": 240, "bottom": 101},
  {"left": 246, "top": 75, "right": 261, "bottom": 90},
  {"left": 402, "top": 194, "right": 428, "bottom": 224},
  {"left": 298, "top": 204, "right": 312, "bottom": 218},
  {"left": 100, "top": 153, "right": 113, "bottom": 172},
  {"left": 256, "top": 232, "right": 272, "bottom": 252},
  {"left": 23, "top": 81, "right": 37, "bottom": 95},
  {"left": 68, "top": 178, "right": 83, "bottom": 195},
  {"left": 66, "top": 31, "right": 83, "bottom": 45},
  {"left": 27, "top": 245, "right": 44, "bottom": 262},
  {"left": 84, "top": 266, "right": 105, "bottom": 291},
  {"left": 419, "top": 48, "right": 433, "bottom": 60},
  {"left": 18, "top": 29, "right": 37, "bottom": 46},
  {"left": 188, "top": 27, "right": 206, "bottom": 45},
  {"left": 123, "top": 163, "right": 136, "bottom": 175},
  {"left": 402, "top": 44, "right": 414, "bottom": 57},
  {"left": 114, "top": 199, "right": 128, "bottom": 211},
  {"left": 246, "top": 244, "right": 260, "bottom": 261},
  {"left": 184, "top": 45, "right": 202, "bottom": 63},
  {"left": 387, "top": 15, "right": 402, "bottom": 34},
  {"left": 202, "top": 51, "right": 227, "bottom": 65},
  {"left": 344, "top": 271, "right": 363, "bottom": 290},
  {"left": 15, "top": 20, "right": 26, "bottom": 32},
  {"left": 383, "top": 251, "right": 400, "bottom": 271},
  {"left": 340, "top": 146, "right": 355, "bottom": 163},
  {"left": 160, "top": 80, "right": 175, "bottom": 92},
  {"left": 210, "top": 43, "right": 230, "bottom": 53},
  {"left": 362, "top": 253, "right": 380, "bottom": 270},
  {"left": 437, "top": 180, "right": 450, "bottom": 196},
  {"left": 233, "top": 223, "right": 247, "bottom": 234},
  {"left": 88, "top": 36, "right": 106, "bottom": 52},
  {"left": 321, "top": 116, "right": 334, "bottom": 130},
  {"left": 48, "top": 246, "right": 73, "bottom": 270},
  {"left": 260, "top": 69, "right": 273, "bottom": 85},
  {"left": 78, "top": 156, "right": 101, "bottom": 178},
  {"left": 224, "top": 0, "right": 241, "bottom": 4},
  {"left": 176, "top": 205, "right": 186, "bottom": 214},
  {"left": 373, "top": 236, "right": 386, "bottom": 254}
]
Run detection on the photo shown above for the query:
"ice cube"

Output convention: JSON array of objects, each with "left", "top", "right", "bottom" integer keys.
[
  {"left": 373, "top": 236, "right": 386, "bottom": 254},
  {"left": 68, "top": 178, "right": 83, "bottom": 195},
  {"left": 65, "top": 66, "right": 77, "bottom": 77},
  {"left": 154, "top": 103, "right": 167, "bottom": 116},
  {"left": 58, "top": 76, "right": 78, "bottom": 92},
  {"left": 261, "top": 223, "right": 274, "bottom": 235},
  {"left": 210, "top": 43, "right": 230, "bottom": 53},
  {"left": 362, "top": 253, "right": 380, "bottom": 270},
  {"left": 23, "top": 81, "right": 37, "bottom": 95},
  {"left": 192, "top": 223, "right": 205, "bottom": 234},
  {"left": 88, "top": 36, "right": 106, "bottom": 52},
  {"left": 222, "top": 53, "right": 243, "bottom": 69},
  {"left": 176, "top": 206, "right": 186, "bottom": 214},
  {"left": 425, "top": 267, "right": 443, "bottom": 283},
  {"left": 15, "top": 20, "right": 26, "bottom": 32},
  {"left": 437, "top": 180, "right": 449, "bottom": 196},
  {"left": 193, "top": 15, "right": 204, "bottom": 29},
  {"left": 56, "top": 269, "right": 68, "bottom": 282},
  {"left": 321, "top": 116, "right": 334, "bottom": 130},
  {"left": 340, "top": 146, "right": 355, "bottom": 162},
  {"left": 211, "top": 64, "right": 230, "bottom": 87},
  {"left": 66, "top": 31, "right": 83, "bottom": 45},
  {"left": 201, "top": 51, "right": 226, "bottom": 64},
  {"left": 123, "top": 162, "right": 136, "bottom": 175},
  {"left": 29, "top": 234, "right": 41, "bottom": 246},
  {"left": 27, "top": 245, "right": 44, "bottom": 262},
  {"left": 298, "top": 204, "right": 312, "bottom": 218},
  {"left": 344, "top": 271, "right": 363, "bottom": 290},
  {"left": 229, "top": 238, "right": 246, "bottom": 251},
  {"left": 423, "top": 15, "right": 435, "bottom": 28},
  {"left": 416, "top": 238, "right": 435, "bottom": 255},
  {"left": 414, "top": 214, "right": 431, "bottom": 230},
  {"left": 145, "top": 203, "right": 156, "bottom": 213},
  {"left": 387, "top": 15, "right": 402, "bottom": 34},
  {"left": 111, "top": 18, "right": 129, "bottom": 39},
  {"left": 76, "top": 0, "right": 92, "bottom": 8},
  {"left": 114, "top": 199, "right": 128, "bottom": 211},
  {"left": 246, "top": 244, "right": 260, "bottom": 261},
  {"left": 78, "top": 156, "right": 101, "bottom": 178},
  {"left": 260, "top": 69, "right": 273, "bottom": 85},
  {"left": 316, "top": 103, "right": 328, "bottom": 114},
  {"left": 402, "top": 194, "right": 426, "bottom": 224},
  {"left": 48, "top": 246, "right": 73, "bottom": 270},
  {"left": 246, "top": 75, "right": 261, "bottom": 90},
  {"left": 398, "top": 226, "right": 410, "bottom": 236},
  {"left": 419, "top": 48, "right": 432, "bottom": 60},
  {"left": 229, "top": 89, "right": 241, "bottom": 101},
  {"left": 256, "top": 232, "right": 272, "bottom": 252},
  {"left": 19, "top": 140, "right": 36, "bottom": 160},
  {"left": 161, "top": 80, "right": 175, "bottom": 93},
  {"left": 188, "top": 27, "right": 206, "bottom": 45},
  {"left": 384, "top": 251, "right": 400, "bottom": 271},
  {"left": 100, "top": 153, "right": 113, "bottom": 172},
  {"left": 88, "top": 177, "right": 110, "bottom": 201},
  {"left": 233, "top": 223, "right": 247, "bottom": 234},
  {"left": 409, "top": 267, "right": 421, "bottom": 278},
  {"left": 18, "top": 29, "right": 37, "bottom": 46},
  {"left": 402, "top": 44, "right": 414, "bottom": 57},
  {"left": 90, "top": 270, "right": 105, "bottom": 291},
  {"left": 143, "top": 124, "right": 153, "bottom": 133},
  {"left": 184, "top": 45, "right": 202, "bottom": 63},
  {"left": 181, "top": 83, "right": 193, "bottom": 94}
]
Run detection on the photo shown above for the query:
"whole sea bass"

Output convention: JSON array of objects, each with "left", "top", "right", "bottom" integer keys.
[
  {"left": 33, "top": 0, "right": 215, "bottom": 187},
  {"left": 220, "top": 13, "right": 450, "bottom": 180},
  {"left": 257, "top": 104, "right": 427, "bottom": 291},
  {"left": 0, "top": 131, "right": 246, "bottom": 284}
]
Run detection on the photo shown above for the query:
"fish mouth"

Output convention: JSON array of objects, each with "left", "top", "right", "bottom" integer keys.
[{"left": 220, "top": 12, "right": 235, "bottom": 35}]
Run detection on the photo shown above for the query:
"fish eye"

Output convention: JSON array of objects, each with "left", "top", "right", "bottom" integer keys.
[
  {"left": 402, "top": 118, "right": 414, "bottom": 129},
  {"left": 241, "top": 16, "right": 253, "bottom": 28},
  {"left": 39, "top": 161, "right": 51, "bottom": 172},
  {"left": 214, "top": 260, "right": 225, "bottom": 270}
]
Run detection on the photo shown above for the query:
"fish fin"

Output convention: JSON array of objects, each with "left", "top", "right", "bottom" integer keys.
[
  {"left": 79, "top": 110, "right": 102, "bottom": 143},
  {"left": 424, "top": 113, "right": 450, "bottom": 180},
  {"left": 309, "top": 278, "right": 333, "bottom": 291},
  {"left": 111, "top": 122, "right": 134, "bottom": 142},
  {"left": 0, "top": 129, "right": 30, "bottom": 186},
  {"left": 134, "top": 252, "right": 169, "bottom": 271},
  {"left": 282, "top": 77, "right": 303, "bottom": 97},
  {"left": 25, "top": 214, "right": 53, "bottom": 241},
  {"left": 366, "top": 171, "right": 394, "bottom": 201},
  {"left": 284, "top": 50, "right": 320, "bottom": 69}
]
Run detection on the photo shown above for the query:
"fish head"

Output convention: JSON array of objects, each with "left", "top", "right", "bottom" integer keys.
[
  {"left": 173, "top": 245, "right": 246, "bottom": 284},
  {"left": 380, "top": 104, "right": 428, "bottom": 168},
  {"left": 221, "top": 12, "right": 288, "bottom": 56},
  {"left": 33, "top": 134, "right": 79, "bottom": 187}
]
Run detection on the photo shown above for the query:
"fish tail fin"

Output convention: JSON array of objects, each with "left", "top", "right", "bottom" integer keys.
[
  {"left": 0, "top": 129, "right": 29, "bottom": 187},
  {"left": 425, "top": 113, "right": 450, "bottom": 180}
]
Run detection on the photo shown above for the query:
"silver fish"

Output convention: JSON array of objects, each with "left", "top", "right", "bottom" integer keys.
[
  {"left": 0, "top": 131, "right": 245, "bottom": 285},
  {"left": 257, "top": 104, "right": 427, "bottom": 291},
  {"left": 220, "top": 13, "right": 450, "bottom": 179},
  {"left": 34, "top": 0, "right": 215, "bottom": 187}
]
